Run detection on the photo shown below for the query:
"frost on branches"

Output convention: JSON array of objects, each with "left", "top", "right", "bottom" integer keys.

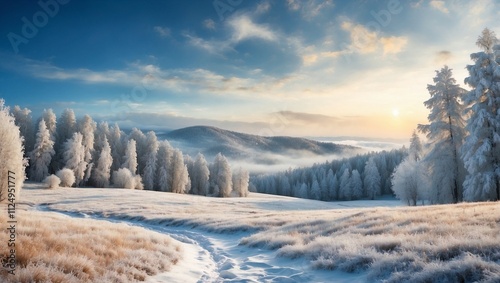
[
  {"left": 418, "top": 66, "right": 466, "bottom": 204},
  {"left": 0, "top": 99, "right": 26, "bottom": 203},
  {"left": 30, "top": 120, "right": 55, "bottom": 182},
  {"left": 364, "top": 157, "right": 381, "bottom": 200},
  {"left": 190, "top": 153, "right": 210, "bottom": 196},
  {"left": 63, "top": 132, "right": 88, "bottom": 186},
  {"left": 210, "top": 153, "right": 233, "bottom": 197},
  {"left": 91, "top": 137, "right": 113, "bottom": 188},
  {"left": 461, "top": 28, "right": 500, "bottom": 201},
  {"left": 392, "top": 131, "right": 428, "bottom": 206}
]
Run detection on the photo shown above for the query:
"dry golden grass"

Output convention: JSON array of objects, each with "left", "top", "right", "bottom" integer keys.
[{"left": 0, "top": 206, "right": 181, "bottom": 283}]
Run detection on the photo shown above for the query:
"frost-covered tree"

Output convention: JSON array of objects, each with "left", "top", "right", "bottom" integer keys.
[
  {"left": 297, "top": 182, "right": 308, "bottom": 198},
  {"left": 29, "top": 120, "right": 55, "bottom": 182},
  {"left": 351, "top": 169, "right": 363, "bottom": 200},
  {"left": 63, "top": 132, "right": 87, "bottom": 186},
  {"left": 364, "top": 157, "right": 381, "bottom": 200},
  {"left": 339, "top": 168, "right": 351, "bottom": 200},
  {"left": 210, "top": 153, "right": 232, "bottom": 197},
  {"left": 11, "top": 105, "right": 35, "bottom": 156},
  {"left": 128, "top": 128, "right": 147, "bottom": 174},
  {"left": 142, "top": 131, "right": 159, "bottom": 190},
  {"left": 156, "top": 141, "right": 173, "bottom": 192},
  {"left": 41, "top": 108, "right": 57, "bottom": 141},
  {"left": 476, "top": 27, "right": 497, "bottom": 53},
  {"left": 392, "top": 132, "right": 427, "bottom": 205},
  {"left": 190, "top": 153, "right": 210, "bottom": 195},
  {"left": 233, "top": 167, "right": 249, "bottom": 197},
  {"left": 461, "top": 28, "right": 500, "bottom": 201},
  {"left": 56, "top": 109, "right": 77, "bottom": 145},
  {"left": 418, "top": 66, "right": 466, "bottom": 203},
  {"left": 93, "top": 122, "right": 110, "bottom": 159},
  {"left": 327, "top": 169, "right": 338, "bottom": 200},
  {"left": 310, "top": 177, "right": 321, "bottom": 200},
  {"left": 0, "top": 100, "right": 26, "bottom": 203},
  {"left": 78, "top": 115, "right": 96, "bottom": 183},
  {"left": 109, "top": 123, "right": 125, "bottom": 172},
  {"left": 408, "top": 131, "right": 423, "bottom": 162},
  {"left": 184, "top": 154, "right": 194, "bottom": 192},
  {"left": 39, "top": 108, "right": 58, "bottom": 172},
  {"left": 92, "top": 137, "right": 112, "bottom": 188},
  {"left": 392, "top": 160, "right": 422, "bottom": 206},
  {"left": 53, "top": 108, "right": 77, "bottom": 171},
  {"left": 279, "top": 174, "right": 292, "bottom": 197},
  {"left": 122, "top": 139, "right": 138, "bottom": 175},
  {"left": 320, "top": 175, "right": 328, "bottom": 200},
  {"left": 170, "top": 149, "right": 189, "bottom": 194}
]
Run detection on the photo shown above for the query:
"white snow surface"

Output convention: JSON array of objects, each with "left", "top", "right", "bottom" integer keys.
[{"left": 21, "top": 182, "right": 400, "bottom": 282}]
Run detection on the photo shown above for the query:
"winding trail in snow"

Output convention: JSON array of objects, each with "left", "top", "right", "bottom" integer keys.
[{"left": 36, "top": 204, "right": 365, "bottom": 283}]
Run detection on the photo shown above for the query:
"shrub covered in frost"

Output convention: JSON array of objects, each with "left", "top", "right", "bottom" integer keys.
[
  {"left": 112, "top": 168, "right": 143, "bottom": 190},
  {"left": 43, "top": 174, "right": 61, "bottom": 189},
  {"left": 56, "top": 168, "right": 76, "bottom": 187}
]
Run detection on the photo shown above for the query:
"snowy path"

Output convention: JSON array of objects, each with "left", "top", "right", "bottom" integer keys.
[{"left": 36, "top": 205, "right": 365, "bottom": 283}]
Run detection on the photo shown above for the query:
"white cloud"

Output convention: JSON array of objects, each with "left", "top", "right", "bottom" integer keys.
[
  {"left": 2, "top": 55, "right": 301, "bottom": 99},
  {"left": 380, "top": 36, "right": 409, "bottom": 54},
  {"left": 303, "top": 0, "right": 333, "bottom": 18},
  {"left": 430, "top": 0, "right": 449, "bottom": 13},
  {"left": 187, "top": 15, "right": 278, "bottom": 55},
  {"left": 184, "top": 33, "right": 232, "bottom": 54},
  {"left": 320, "top": 51, "right": 342, "bottom": 58},
  {"left": 153, "top": 26, "right": 171, "bottom": 38},
  {"left": 410, "top": 0, "right": 424, "bottom": 8},
  {"left": 287, "top": 0, "right": 300, "bottom": 11},
  {"left": 228, "top": 15, "right": 277, "bottom": 43},
  {"left": 15, "top": 58, "right": 130, "bottom": 83},
  {"left": 256, "top": 1, "right": 271, "bottom": 14},
  {"left": 287, "top": 0, "right": 333, "bottom": 19},
  {"left": 302, "top": 54, "right": 318, "bottom": 66},
  {"left": 203, "top": 19, "right": 216, "bottom": 30},
  {"left": 341, "top": 21, "right": 408, "bottom": 55},
  {"left": 341, "top": 21, "right": 379, "bottom": 54}
]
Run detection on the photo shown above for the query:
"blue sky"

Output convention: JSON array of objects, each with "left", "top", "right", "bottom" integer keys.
[{"left": 0, "top": 0, "right": 499, "bottom": 139}]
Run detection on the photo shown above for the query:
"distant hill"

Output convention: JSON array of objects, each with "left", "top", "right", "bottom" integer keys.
[{"left": 159, "top": 126, "right": 360, "bottom": 164}]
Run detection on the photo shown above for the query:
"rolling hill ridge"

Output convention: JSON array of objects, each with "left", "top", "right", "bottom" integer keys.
[{"left": 159, "top": 126, "right": 360, "bottom": 164}]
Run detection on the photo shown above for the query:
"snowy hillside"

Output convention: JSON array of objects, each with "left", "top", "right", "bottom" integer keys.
[
  {"left": 9, "top": 183, "right": 500, "bottom": 282},
  {"left": 161, "top": 126, "right": 361, "bottom": 165}
]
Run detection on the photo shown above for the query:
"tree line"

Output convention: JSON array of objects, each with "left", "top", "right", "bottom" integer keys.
[
  {"left": 251, "top": 149, "right": 406, "bottom": 201},
  {"left": 9, "top": 106, "right": 249, "bottom": 197},
  {"left": 392, "top": 28, "right": 500, "bottom": 205}
]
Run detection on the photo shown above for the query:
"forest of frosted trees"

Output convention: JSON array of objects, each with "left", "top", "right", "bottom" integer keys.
[
  {"left": 251, "top": 149, "right": 406, "bottom": 201},
  {"left": 6, "top": 106, "right": 250, "bottom": 198},
  {"left": 254, "top": 28, "right": 500, "bottom": 206}
]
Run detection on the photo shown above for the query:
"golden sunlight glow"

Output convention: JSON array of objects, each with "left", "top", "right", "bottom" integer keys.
[{"left": 392, "top": 108, "right": 400, "bottom": 117}]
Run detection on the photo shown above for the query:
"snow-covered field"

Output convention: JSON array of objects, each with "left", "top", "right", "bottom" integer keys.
[{"left": 4, "top": 183, "right": 500, "bottom": 282}]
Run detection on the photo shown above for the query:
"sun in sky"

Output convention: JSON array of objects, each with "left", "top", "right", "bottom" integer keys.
[
  {"left": 0, "top": 0, "right": 498, "bottom": 140},
  {"left": 392, "top": 108, "right": 400, "bottom": 118}
]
